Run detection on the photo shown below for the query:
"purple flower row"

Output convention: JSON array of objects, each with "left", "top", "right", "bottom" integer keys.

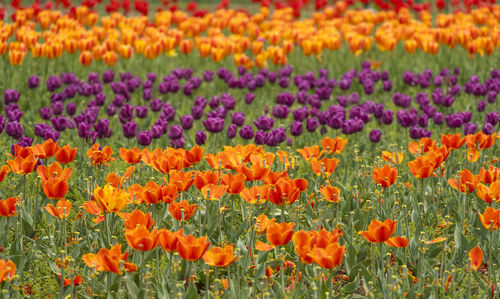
[{"left": 1, "top": 61, "right": 499, "bottom": 150}]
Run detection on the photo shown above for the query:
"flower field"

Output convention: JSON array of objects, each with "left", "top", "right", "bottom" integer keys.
[{"left": 0, "top": 0, "right": 500, "bottom": 298}]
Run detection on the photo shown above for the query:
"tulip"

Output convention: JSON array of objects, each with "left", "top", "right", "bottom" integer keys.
[
  {"left": 82, "top": 244, "right": 137, "bottom": 274},
  {"left": 359, "top": 219, "right": 397, "bottom": 243},
  {"left": 309, "top": 242, "right": 345, "bottom": 269},
  {"left": 55, "top": 145, "right": 77, "bottom": 164},
  {"left": 319, "top": 185, "right": 341, "bottom": 202},
  {"left": 203, "top": 245, "right": 237, "bottom": 267},
  {"left": 93, "top": 185, "right": 129, "bottom": 213},
  {"left": 176, "top": 234, "right": 210, "bottom": 261},
  {"left": 125, "top": 225, "right": 160, "bottom": 252},
  {"left": 469, "top": 246, "right": 483, "bottom": 271},
  {"left": 122, "top": 209, "right": 154, "bottom": 230},
  {"left": 44, "top": 198, "right": 71, "bottom": 219},
  {"left": 0, "top": 259, "right": 16, "bottom": 282},
  {"left": 478, "top": 207, "right": 500, "bottom": 231},
  {"left": 169, "top": 200, "right": 196, "bottom": 221},
  {"left": 372, "top": 165, "right": 398, "bottom": 188},
  {"left": 266, "top": 221, "right": 295, "bottom": 246},
  {"left": 0, "top": 197, "right": 18, "bottom": 217}
]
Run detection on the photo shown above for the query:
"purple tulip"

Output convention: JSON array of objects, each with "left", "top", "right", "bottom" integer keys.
[
  {"left": 180, "top": 115, "right": 194, "bottom": 130},
  {"left": 290, "top": 121, "right": 303, "bottom": 136},
  {"left": 195, "top": 130, "right": 207, "bottom": 145},
  {"left": 137, "top": 130, "right": 152, "bottom": 146},
  {"left": 5, "top": 121, "right": 24, "bottom": 139},
  {"left": 122, "top": 122, "right": 138, "bottom": 138},
  {"left": 231, "top": 112, "right": 246, "bottom": 127},
  {"left": 227, "top": 124, "right": 237, "bottom": 139},
  {"left": 369, "top": 129, "right": 382, "bottom": 142},
  {"left": 135, "top": 106, "right": 148, "bottom": 119},
  {"left": 202, "top": 117, "right": 225, "bottom": 133},
  {"left": 239, "top": 125, "right": 254, "bottom": 139},
  {"left": 254, "top": 115, "right": 274, "bottom": 131},
  {"left": 168, "top": 125, "right": 183, "bottom": 139},
  {"left": 150, "top": 99, "right": 163, "bottom": 112},
  {"left": 28, "top": 75, "right": 40, "bottom": 89}
]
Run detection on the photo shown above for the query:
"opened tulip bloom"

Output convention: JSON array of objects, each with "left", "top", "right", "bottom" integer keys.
[
  {"left": 44, "top": 198, "right": 71, "bottom": 219},
  {"left": 309, "top": 242, "right": 345, "bottom": 269},
  {"left": 93, "top": 184, "right": 129, "bottom": 213},
  {"left": 372, "top": 165, "right": 398, "bottom": 188},
  {"left": 320, "top": 185, "right": 341, "bottom": 202},
  {"left": 159, "top": 229, "right": 183, "bottom": 253},
  {"left": 168, "top": 200, "right": 196, "bottom": 221},
  {"left": 42, "top": 177, "right": 69, "bottom": 199},
  {"left": 119, "top": 147, "right": 143, "bottom": 164},
  {"left": 125, "top": 224, "right": 160, "bottom": 251},
  {"left": 385, "top": 236, "right": 409, "bottom": 248},
  {"left": 360, "top": 219, "right": 397, "bottom": 243},
  {"left": 55, "top": 145, "right": 77, "bottom": 164},
  {"left": 203, "top": 245, "right": 237, "bottom": 267},
  {"left": 0, "top": 197, "right": 18, "bottom": 217},
  {"left": 478, "top": 207, "right": 500, "bottom": 231},
  {"left": 82, "top": 244, "right": 137, "bottom": 274},
  {"left": 0, "top": 259, "right": 16, "bottom": 282}
]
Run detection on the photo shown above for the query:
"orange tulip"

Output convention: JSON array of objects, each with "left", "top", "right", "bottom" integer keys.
[
  {"left": 297, "top": 145, "right": 323, "bottom": 161},
  {"left": 203, "top": 245, "right": 237, "bottom": 267},
  {"left": 475, "top": 182, "right": 500, "bottom": 203},
  {"left": 44, "top": 198, "right": 71, "bottom": 219},
  {"left": 385, "top": 236, "right": 409, "bottom": 248},
  {"left": 32, "top": 139, "right": 58, "bottom": 159},
  {"left": 0, "top": 259, "right": 16, "bottom": 282},
  {"left": 448, "top": 169, "right": 479, "bottom": 193},
  {"left": 441, "top": 133, "right": 465, "bottom": 150},
  {"left": 0, "top": 165, "right": 10, "bottom": 182},
  {"left": 266, "top": 221, "right": 295, "bottom": 246},
  {"left": 478, "top": 207, "right": 500, "bottom": 231},
  {"left": 221, "top": 173, "right": 246, "bottom": 194},
  {"left": 93, "top": 185, "right": 129, "bottom": 213},
  {"left": 55, "top": 145, "right": 77, "bottom": 164},
  {"left": 168, "top": 200, "right": 196, "bottom": 221},
  {"left": 125, "top": 225, "right": 160, "bottom": 252},
  {"left": 86, "top": 144, "right": 116, "bottom": 166},
  {"left": 319, "top": 185, "right": 341, "bottom": 202},
  {"left": 37, "top": 161, "right": 72, "bottom": 181},
  {"left": 240, "top": 185, "right": 269, "bottom": 205},
  {"left": 237, "top": 165, "right": 270, "bottom": 181},
  {"left": 478, "top": 166, "right": 499, "bottom": 184},
  {"left": 372, "top": 165, "right": 398, "bottom": 188},
  {"left": 194, "top": 170, "right": 219, "bottom": 190},
  {"left": 176, "top": 234, "right": 210, "bottom": 261},
  {"left": 359, "top": 219, "right": 397, "bottom": 243},
  {"left": 201, "top": 184, "right": 227, "bottom": 201},
  {"left": 469, "top": 246, "right": 483, "bottom": 270},
  {"left": 119, "top": 148, "right": 142, "bottom": 164},
  {"left": 321, "top": 137, "right": 348, "bottom": 155},
  {"left": 408, "top": 155, "right": 434, "bottom": 179},
  {"left": 0, "top": 197, "right": 18, "bottom": 217},
  {"left": 122, "top": 209, "right": 154, "bottom": 230},
  {"left": 7, "top": 154, "right": 37, "bottom": 175},
  {"left": 267, "top": 178, "right": 303, "bottom": 205},
  {"left": 292, "top": 230, "right": 318, "bottom": 264},
  {"left": 408, "top": 138, "right": 436, "bottom": 154},
  {"left": 165, "top": 170, "right": 194, "bottom": 192},
  {"left": 158, "top": 228, "right": 183, "bottom": 253},
  {"left": 309, "top": 242, "right": 345, "bottom": 269},
  {"left": 310, "top": 157, "right": 339, "bottom": 176},
  {"left": 381, "top": 151, "right": 403, "bottom": 164},
  {"left": 255, "top": 214, "right": 276, "bottom": 234},
  {"left": 42, "top": 177, "right": 69, "bottom": 199},
  {"left": 82, "top": 244, "right": 137, "bottom": 274}
]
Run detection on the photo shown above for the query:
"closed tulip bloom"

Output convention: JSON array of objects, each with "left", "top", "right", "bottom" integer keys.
[
  {"left": 168, "top": 200, "right": 196, "bottom": 221},
  {"left": 221, "top": 173, "right": 246, "bottom": 194},
  {"left": 0, "top": 197, "right": 18, "bottom": 217},
  {"left": 176, "top": 234, "right": 210, "bottom": 261},
  {"left": 372, "top": 165, "right": 398, "bottom": 188},
  {"left": 310, "top": 242, "right": 345, "bottom": 269},
  {"left": 42, "top": 177, "right": 69, "bottom": 199},
  {"left": 203, "top": 245, "right": 237, "bottom": 267},
  {"left": 359, "top": 219, "right": 397, "bottom": 243},
  {"left": 441, "top": 133, "right": 465, "bottom": 150},
  {"left": 55, "top": 145, "right": 77, "bottom": 164},
  {"left": 44, "top": 198, "right": 71, "bottom": 219},
  {"left": 122, "top": 209, "right": 154, "bottom": 230},
  {"left": 266, "top": 221, "right": 295, "bottom": 246},
  {"left": 478, "top": 207, "right": 500, "bottom": 231},
  {"left": 82, "top": 244, "right": 137, "bottom": 274},
  {"left": 0, "top": 259, "right": 16, "bottom": 282},
  {"left": 125, "top": 225, "right": 160, "bottom": 251},
  {"left": 93, "top": 185, "right": 129, "bottom": 213},
  {"left": 469, "top": 246, "right": 483, "bottom": 270}
]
